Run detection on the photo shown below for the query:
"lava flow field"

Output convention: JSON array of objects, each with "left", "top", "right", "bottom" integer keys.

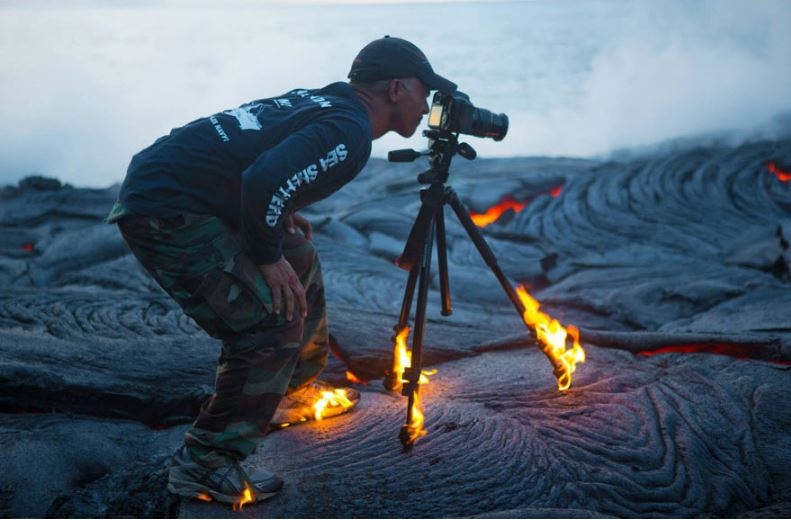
[{"left": 1, "top": 138, "right": 790, "bottom": 518}]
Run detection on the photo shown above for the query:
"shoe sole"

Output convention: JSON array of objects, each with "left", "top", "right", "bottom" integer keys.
[{"left": 167, "top": 479, "right": 282, "bottom": 505}]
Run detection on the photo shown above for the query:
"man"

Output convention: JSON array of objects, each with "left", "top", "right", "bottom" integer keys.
[{"left": 107, "top": 36, "right": 456, "bottom": 506}]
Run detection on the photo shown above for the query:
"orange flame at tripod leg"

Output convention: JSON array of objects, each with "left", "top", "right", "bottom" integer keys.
[
  {"left": 515, "top": 285, "right": 585, "bottom": 391},
  {"left": 390, "top": 326, "right": 435, "bottom": 447},
  {"left": 392, "top": 327, "right": 412, "bottom": 386},
  {"left": 400, "top": 390, "right": 428, "bottom": 447}
]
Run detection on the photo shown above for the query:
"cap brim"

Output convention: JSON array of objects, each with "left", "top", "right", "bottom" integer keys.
[{"left": 422, "top": 72, "right": 457, "bottom": 94}]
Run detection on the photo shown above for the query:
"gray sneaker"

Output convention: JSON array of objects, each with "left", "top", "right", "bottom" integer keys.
[{"left": 167, "top": 447, "right": 283, "bottom": 505}]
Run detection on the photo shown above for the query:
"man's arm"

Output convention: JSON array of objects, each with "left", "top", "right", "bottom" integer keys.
[{"left": 240, "top": 118, "right": 370, "bottom": 320}]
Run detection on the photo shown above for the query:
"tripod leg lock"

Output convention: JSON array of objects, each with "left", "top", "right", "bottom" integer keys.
[{"left": 401, "top": 367, "right": 422, "bottom": 396}]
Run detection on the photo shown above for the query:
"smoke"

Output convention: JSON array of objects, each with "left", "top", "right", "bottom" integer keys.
[
  {"left": 511, "top": 0, "right": 791, "bottom": 158},
  {"left": 0, "top": 2, "right": 347, "bottom": 188}
]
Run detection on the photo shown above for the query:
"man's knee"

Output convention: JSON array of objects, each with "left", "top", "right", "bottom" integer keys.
[{"left": 282, "top": 234, "right": 319, "bottom": 280}]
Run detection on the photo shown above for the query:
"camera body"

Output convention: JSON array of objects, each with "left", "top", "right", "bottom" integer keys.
[{"left": 427, "top": 91, "right": 509, "bottom": 141}]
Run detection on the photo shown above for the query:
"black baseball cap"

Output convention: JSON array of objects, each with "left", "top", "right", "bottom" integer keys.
[{"left": 348, "top": 36, "right": 457, "bottom": 94}]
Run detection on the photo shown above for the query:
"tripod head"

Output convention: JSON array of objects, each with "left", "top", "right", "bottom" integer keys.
[{"left": 388, "top": 130, "right": 477, "bottom": 185}]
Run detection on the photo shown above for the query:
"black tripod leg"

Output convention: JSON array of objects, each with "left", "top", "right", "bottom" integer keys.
[
  {"left": 407, "top": 216, "right": 433, "bottom": 391},
  {"left": 384, "top": 263, "right": 419, "bottom": 391},
  {"left": 400, "top": 216, "right": 435, "bottom": 449},
  {"left": 387, "top": 183, "right": 446, "bottom": 392},
  {"left": 446, "top": 188, "right": 527, "bottom": 320},
  {"left": 435, "top": 206, "right": 452, "bottom": 316}
]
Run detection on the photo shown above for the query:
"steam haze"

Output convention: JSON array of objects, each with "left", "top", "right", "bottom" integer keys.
[{"left": 1, "top": 0, "right": 789, "bottom": 187}]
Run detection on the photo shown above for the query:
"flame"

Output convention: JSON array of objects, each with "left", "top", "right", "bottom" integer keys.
[
  {"left": 392, "top": 327, "right": 411, "bottom": 381},
  {"left": 515, "top": 285, "right": 585, "bottom": 391},
  {"left": 232, "top": 483, "right": 254, "bottom": 511},
  {"left": 403, "top": 390, "right": 428, "bottom": 444},
  {"left": 392, "top": 326, "right": 432, "bottom": 385},
  {"left": 313, "top": 388, "right": 354, "bottom": 421},
  {"left": 196, "top": 492, "right": 212, "bottom": 502},
  {"left": 769, "top": 162, "right": 791, "bottom": 182},
  {"left": 345, "top": 370, "right": 364, "bottom": 384},
  {"left": 391, "top": 326, "right": 435, "bottom": 446}
]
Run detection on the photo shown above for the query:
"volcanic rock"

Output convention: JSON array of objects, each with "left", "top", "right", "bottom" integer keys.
[{"left": 1, "top": 139, "right": 790, "bottom": 518}]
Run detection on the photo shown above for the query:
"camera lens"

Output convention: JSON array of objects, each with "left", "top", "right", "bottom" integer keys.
[{"left": 470, "top": 108, "right": 509, "bottom": 141}]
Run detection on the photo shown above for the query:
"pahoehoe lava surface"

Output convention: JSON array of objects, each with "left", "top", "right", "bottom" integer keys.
[
  {"left": 194, "top": 347, "right": 790, "bottom": 518},
  {"left": 1, "top": 139, "right": 790, "bottom": 518}
]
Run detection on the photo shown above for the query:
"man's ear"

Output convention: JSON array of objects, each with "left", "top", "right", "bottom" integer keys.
[{"left": 387, "top": 79, "right": 403, "bottom": 103}]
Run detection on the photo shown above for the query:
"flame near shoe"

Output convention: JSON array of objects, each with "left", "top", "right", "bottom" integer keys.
[{"left": 270, "top": 381, "right": 360, "bottom": 429}]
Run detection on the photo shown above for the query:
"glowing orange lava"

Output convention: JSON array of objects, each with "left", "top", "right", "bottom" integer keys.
[
  {"left": 638, "top": 343, "right": 791, "bottom": 366},
  {"left": 470, "top": 196, "right": 526, "bottom": 227},
  {"left": 470, "top": 187, "right": 563, "bottom": 228},
  {"left": 515, "top": 285, "right": 585, "bottom": 391},
  {"left": 768, "top": 162, "right": 791, "bottom": 182}
]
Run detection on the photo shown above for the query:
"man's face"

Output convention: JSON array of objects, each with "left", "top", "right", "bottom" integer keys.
[{"left": 391, "top": 78, "right": 430, "bottom": 138}]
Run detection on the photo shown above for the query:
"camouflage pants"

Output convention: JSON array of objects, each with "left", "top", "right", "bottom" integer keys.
[{"left": 117, "top": 213, "right": 328, "bottom": 467}]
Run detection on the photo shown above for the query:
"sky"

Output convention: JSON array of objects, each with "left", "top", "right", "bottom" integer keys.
[{"left": 1, "top": 0, "right": 790, "bottom": 187}]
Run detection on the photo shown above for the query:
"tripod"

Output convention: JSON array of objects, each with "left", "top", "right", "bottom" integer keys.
[{"left": 384, "top": 130, "right": 535, "bottom": 449}]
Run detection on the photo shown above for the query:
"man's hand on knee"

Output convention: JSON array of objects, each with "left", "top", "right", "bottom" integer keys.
[{"left": 259, "top": 257, "right": 307, "bottom": 321}]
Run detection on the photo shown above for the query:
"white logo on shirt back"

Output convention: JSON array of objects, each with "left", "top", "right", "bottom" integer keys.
[{"left": 224, "top": 104, "right": 263, "bottom": 131}]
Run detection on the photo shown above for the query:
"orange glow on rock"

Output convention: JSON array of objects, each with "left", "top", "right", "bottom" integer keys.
[{"left": 515, "top": 285, "right": 585, "bottom": 391}]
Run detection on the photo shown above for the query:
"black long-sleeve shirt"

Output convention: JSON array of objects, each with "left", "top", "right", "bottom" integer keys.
[{"left": 115, "top": 82, "right": 372, "bottom": 264}]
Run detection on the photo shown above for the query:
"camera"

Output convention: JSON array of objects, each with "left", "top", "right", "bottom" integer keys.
[{"left": 427, "top": 91, "right": 509, "bottom": 141}]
